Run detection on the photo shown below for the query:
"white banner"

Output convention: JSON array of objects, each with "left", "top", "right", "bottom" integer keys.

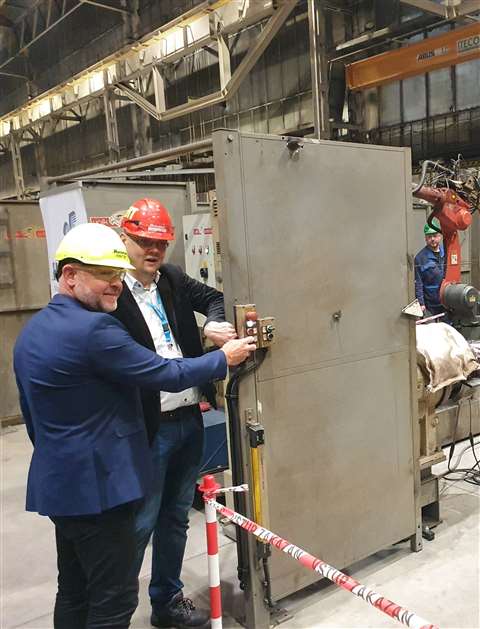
[{"left": 39, "top": 188, "right": 88, "bottom": 296}]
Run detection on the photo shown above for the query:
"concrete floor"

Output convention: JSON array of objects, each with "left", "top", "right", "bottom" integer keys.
[{"left": 1, "top": 425, "right": 479, "bottom": 629}]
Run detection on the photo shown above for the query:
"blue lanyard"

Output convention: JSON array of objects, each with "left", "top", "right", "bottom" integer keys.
[{"left": 148, "top": 291, "right": 172, "bottom": 345}]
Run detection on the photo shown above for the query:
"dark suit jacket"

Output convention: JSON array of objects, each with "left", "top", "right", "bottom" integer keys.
[
  {"left": 13, "top": 293, "right": 227, "bottom": 516},
  {"left": 111, "top": 264, "right": 225, "bottom": 443}
]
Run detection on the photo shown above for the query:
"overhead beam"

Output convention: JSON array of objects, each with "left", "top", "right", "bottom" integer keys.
[
  {"left": 0, "top": 0, "right": 277, "bottom": 142},
  {"left": 80, "top": 0, "right": 131, "bottom": 15},
  {"left": 0, "top": 0, "right": 84, "bottom": 73},
  {"left": 46, "top": 138, "right": 214, "bottom": 183},
  {"left": 0, "top": 71, "right": 29, "bottom": 80},
  {"left": 115, "top": 82, "right": 161, "bottom": 120},
  {"left": 347, "top": 22, "right": 480, "bottom": 90}
]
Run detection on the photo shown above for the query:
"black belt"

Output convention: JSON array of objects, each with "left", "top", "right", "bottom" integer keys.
[{"left": 159, "top": 404, "right": 200, "bottom": 422}]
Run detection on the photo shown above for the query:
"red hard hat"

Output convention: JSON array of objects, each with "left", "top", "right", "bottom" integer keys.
[{"left": 121, "top": 198, "right": 175, "bottom": 240}]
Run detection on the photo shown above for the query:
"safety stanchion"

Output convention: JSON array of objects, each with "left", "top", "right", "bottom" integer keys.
[
  {"left": 198, "top": 475, "right": 223, "bottom": 629},
  {"left": 200, "top": 475, "right": 439, "bottom": 629}
]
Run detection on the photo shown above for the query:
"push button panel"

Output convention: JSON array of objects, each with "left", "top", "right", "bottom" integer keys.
[{"left": 234, "top": 304, "right": 276, "bottom": 348}]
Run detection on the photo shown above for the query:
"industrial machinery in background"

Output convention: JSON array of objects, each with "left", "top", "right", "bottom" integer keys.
[
  {"left": 412, "top": 158, "right": 480, "bottom": 333},
  {"left": 0, "top": 200, "right": 50, "bottom": 429},
  {"left": 411, "top": 158, "right": 480, "bottom": 539}
]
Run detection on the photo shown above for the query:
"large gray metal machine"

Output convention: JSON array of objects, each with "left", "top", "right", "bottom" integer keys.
[
  {"left": 39, "top": 179, "right": 197, "bottom": 293},
  {"left": 212, "top": 130, "right": 422, "bottom": 627},
  {"left": 0, "top": 201, "right": 50, "bottom": 426}
]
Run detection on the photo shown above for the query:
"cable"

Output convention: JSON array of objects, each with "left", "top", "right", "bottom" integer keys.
[
  {"left": 440, "top": 398, "right": 480, "bottom": 487},
  {"left": 224, "top": 348, "right": 268, "bottom": 591},
  {"left": 446, "top": 437, "right": 480, "bottom": 471},
  {"left": 412, "top": 160, "right": 453, "bottom": 194}
]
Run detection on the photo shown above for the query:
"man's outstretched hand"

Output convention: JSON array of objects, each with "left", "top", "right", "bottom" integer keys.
[{"left": 221, "top": 337, "right": 256, "bottom": 366}]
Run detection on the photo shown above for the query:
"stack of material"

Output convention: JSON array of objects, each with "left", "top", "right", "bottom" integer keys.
[{"left": 416, "top": 322, "right": 479, "bottom": 392}]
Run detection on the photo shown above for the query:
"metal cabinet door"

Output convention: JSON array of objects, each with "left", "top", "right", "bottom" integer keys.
[{"left": 213, "top": 130, "right": 420, "bottom": 602}]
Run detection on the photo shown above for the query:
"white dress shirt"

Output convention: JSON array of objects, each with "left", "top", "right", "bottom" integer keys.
[{"left": 125, "top": 272, "right": 200, "bottom": 412}]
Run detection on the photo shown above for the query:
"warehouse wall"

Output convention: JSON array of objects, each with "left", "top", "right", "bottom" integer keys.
[{"left": 0, "top": 1, "right": 478, "bottom": 198}]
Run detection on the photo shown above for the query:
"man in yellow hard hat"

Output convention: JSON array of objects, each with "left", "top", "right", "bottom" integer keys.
[{"left": 13, "top": 222, "right": 255, "bottom": 629}]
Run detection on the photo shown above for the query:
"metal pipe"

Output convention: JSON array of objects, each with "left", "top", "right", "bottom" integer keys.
[
  {"left": 45, "top": 138, "right": 213, "bottom": 184},
  {"left": 307, "top": 0, "right": 330, "bottom": 139},
  {"left": 80, "top": 167, "right": 216, "bottom": 179}
]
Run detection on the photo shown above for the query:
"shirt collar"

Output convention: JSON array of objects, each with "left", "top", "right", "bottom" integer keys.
[{"left": 125, "top": 271, "right": 160, "bottom": 293}]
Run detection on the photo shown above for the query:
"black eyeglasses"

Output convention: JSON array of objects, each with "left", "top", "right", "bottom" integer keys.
[{"left": 127, "top": 234, "right": 169, "bottom": 250}]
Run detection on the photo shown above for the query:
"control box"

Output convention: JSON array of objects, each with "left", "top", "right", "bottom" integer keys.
[{"left": 234, "top": 304, "right": 276, "bottom": 349}]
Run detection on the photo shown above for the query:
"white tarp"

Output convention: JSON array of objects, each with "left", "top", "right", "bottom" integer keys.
[{"left": 416, "top": 322, "right": 479, "bottom": 392}]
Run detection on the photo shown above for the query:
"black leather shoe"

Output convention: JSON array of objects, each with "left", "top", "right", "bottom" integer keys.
[{"left": 151, "top": 592, "right": 210, "bottom": 628}]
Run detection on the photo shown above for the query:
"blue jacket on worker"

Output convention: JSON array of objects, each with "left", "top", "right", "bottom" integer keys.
[
  {"left": 414, "top": 244, "right": 445, "bottom": 314},
  {"left": 13, "top": 294, "right": 227, "bottom": 517}
]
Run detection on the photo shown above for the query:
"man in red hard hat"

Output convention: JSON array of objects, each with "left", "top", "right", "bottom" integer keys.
[{"left": 114, "top": 198, "right": 236, "bottom": 628}]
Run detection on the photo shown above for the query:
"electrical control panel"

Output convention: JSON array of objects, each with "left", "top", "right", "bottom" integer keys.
[
  {"left": 234, "top": 304, "right": 276, "bottom": 348},
  {"left": 183, "top": 212, "right": 217, "bottom": 289},
  {"left": 183, "top": 212, "right": 218, "bottom": 328}
]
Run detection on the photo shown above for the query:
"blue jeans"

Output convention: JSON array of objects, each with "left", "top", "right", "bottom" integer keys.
[{"left": 135, "top": 408, "right": 204, "bottom": 610}]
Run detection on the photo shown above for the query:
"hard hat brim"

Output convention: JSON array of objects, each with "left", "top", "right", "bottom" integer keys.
[
  {"left": 54, "top": 254, "right": 136, "bottom": 271},
  {"left": 122, "top": 225, "right": 175, "bottom": 241}
]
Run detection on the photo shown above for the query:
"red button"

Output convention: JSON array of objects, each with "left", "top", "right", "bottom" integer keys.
[{"left": 246, "top": 310, "right": 258, "bottom": 321}]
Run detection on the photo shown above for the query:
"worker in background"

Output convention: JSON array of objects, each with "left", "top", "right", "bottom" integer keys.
[
  {"left": 13, "top": 223, "right": 254, "bottom": 629},
  {"left": 113, "top": 198, "right": 236, "bottom": 629},
  {"left": 414, "top": 217, "right": 446, "bottom": 317}
]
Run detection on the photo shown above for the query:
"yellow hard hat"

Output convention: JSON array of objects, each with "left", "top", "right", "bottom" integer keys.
[{"left": 55, "top": 223, "right": 135, "bottom": 270}]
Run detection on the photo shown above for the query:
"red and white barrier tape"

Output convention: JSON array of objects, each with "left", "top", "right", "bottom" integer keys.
[{"left": 200, "top": 476, "right": 438, "bottom": 629}]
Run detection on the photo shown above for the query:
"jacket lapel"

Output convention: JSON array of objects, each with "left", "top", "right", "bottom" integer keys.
[{"left": 117, "top": 283, "right": 156, "bottom": 351}]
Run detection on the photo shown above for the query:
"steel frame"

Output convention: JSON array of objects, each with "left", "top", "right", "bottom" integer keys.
[
  {"left": 0, "top": 0, "right": 298, "bottom": 195},
  {"left": 79, "top": 0, "right": 131, "bottom": 15},
  {"left": 0, "top": 0, "right": 85, "bottom": 74},
  {"left": 0, "top": 0, "right": 280, "bottom": 141}
]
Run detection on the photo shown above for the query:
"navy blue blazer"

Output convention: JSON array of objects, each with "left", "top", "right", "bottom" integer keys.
[{"left": 13, "top": 294, "right": 227, "bottom": 517}]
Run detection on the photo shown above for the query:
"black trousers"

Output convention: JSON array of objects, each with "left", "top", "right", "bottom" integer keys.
[{"left": 51, "top": 502, "right": 139, "bottom": 629}]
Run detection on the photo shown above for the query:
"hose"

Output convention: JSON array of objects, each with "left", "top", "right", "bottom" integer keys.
[
  {"left": 412, "top": 160, "right": 453, "bottom": 194},
  {"left": 224, "top": 348, "right": 268, "bottom": 591}
]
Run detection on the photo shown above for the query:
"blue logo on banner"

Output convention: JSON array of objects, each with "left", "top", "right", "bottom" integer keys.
[{"left": 63, "top": 211, "right": 77, "bottom": 235}]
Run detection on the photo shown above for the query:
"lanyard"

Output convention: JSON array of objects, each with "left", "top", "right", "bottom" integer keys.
[{"left": 147, "top": 291, "right": 173, "bottom": 346}]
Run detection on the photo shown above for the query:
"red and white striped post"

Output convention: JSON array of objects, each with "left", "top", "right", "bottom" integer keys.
[{"left": 199, "top": 475, "right": 222, "bottom": 629}]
